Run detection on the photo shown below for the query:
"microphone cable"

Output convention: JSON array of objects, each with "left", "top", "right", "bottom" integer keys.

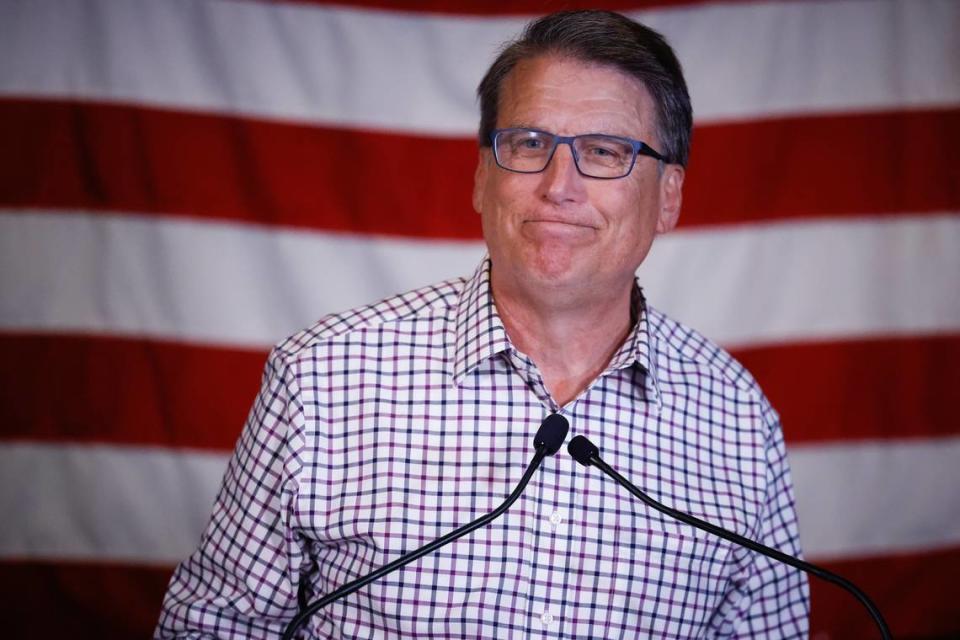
[{"left": 567, "top": 434, "right": 892, "bottom": 640}]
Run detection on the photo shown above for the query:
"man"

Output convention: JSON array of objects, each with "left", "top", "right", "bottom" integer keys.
[{"left": 157, "top": 10, "right": 809, "bottom": 638}]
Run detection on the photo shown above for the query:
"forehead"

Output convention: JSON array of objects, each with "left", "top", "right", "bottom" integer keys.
[{"left": 498, "top": 55, "right": 656, "bottom": 138}]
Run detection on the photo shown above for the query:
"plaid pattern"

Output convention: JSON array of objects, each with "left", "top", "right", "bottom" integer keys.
[{"left": 157, "top": 258, "right": 809, "bottom": 639}]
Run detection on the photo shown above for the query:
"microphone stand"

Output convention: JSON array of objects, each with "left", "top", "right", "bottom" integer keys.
[
  {"left": 281, "top": 414, "right": 569, "bottom": 640},
  {"left": 568, "top": 435, "right": 892, "bottom": 640}
]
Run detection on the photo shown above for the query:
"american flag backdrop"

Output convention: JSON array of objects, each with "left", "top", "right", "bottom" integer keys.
[{"left": 1, "top": 0, "right": 958, "bottom": 637}]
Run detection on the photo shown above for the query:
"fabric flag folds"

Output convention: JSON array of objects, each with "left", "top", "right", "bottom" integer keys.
[{"left": 0, "top": 0, "right": 958, "bottom": 637}]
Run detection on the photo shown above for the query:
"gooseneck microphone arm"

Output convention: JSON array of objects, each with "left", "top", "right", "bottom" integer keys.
[
  {"left": 281, "top": 414, "right": 570, "bottom": 640},
  {"left": 567, "top": 435, "right": 892, "bottom": 640}
]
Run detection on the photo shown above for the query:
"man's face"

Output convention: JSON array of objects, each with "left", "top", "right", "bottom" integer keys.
[{"left": 473, "top": 55, "right": 684, "bottom": 301}]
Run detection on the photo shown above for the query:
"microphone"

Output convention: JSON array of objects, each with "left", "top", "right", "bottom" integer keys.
[
  {"left": 567, "top": 435, "right": 892, "bottom": 640},
  {"left": 281, "top": 413, "right": 570, "bottom": 640}
]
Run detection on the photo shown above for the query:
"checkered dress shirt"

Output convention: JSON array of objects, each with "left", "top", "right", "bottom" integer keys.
[{"left": 157, "top": 258, "right": 809, "bottom": 639}]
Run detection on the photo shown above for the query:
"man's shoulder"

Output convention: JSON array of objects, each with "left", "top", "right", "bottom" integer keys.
[
  {"left": 646, "top": 304, "right": 765, "bottom": 399},
  {"left": 273, "top": 276, "right": 467, "bottom": 360}
]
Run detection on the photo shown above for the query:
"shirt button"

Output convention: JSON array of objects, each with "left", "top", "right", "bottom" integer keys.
[
  {"left": 549, "top": 511, "right": 563, "bottom": 526},
  {"left": 540, "top": 611, "right": 554, "bottom": 625}
]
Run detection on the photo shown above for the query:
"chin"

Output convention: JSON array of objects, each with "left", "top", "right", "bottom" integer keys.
[{"left": 523, "top": 247, "right": 587, "bottom": 287}]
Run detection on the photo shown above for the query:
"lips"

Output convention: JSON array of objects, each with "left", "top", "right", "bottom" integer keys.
[
  {"left": 524, "top": 217, "right": 597, "bottom": 229},
  {"left": 520, "top": 219, "right": 599, "bottom": 244}
]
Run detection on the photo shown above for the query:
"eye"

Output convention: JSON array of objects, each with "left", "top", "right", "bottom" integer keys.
[
  {"left": 578, "top": 136, "right": 633, "bottom": 166},
  {"left": 587, "top": 145, "right": 616, "bottom": 157},
  {"left": 511, "top": 136, "right": 547, "bottom": 152},
  {"left": 584, "top": 143, "right": 623, "bottom": 161}
]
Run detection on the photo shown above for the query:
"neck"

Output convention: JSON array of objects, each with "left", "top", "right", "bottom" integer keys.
[{"left": 491, "top": 271, "right": 635, "bottom": 407}]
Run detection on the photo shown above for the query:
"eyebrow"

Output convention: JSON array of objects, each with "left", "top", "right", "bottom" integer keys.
[{"left": 505, "top": 123, "right": 640, "bottom": 139}]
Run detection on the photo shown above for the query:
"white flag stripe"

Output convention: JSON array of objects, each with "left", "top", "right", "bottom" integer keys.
[
  {"left": 2, "top": 210, "right": 958, "bottom": 349},
  {"left": 0, "top": 210, "right": 484, "bottom": 348},
  {"left": 642, "top": 214, "right": 960, "bottom": 349},
  {"left": 1, "top": 0, "right": 956, "bottom": 135},
  {"left": 790, "top": 438, "right": 960, "bottom": 561},
  {"left": 1, "top": 439, "right": 957, "bottom": 564},
  {"left": 0, "top": 443, "right": 226, "bottom": 566}
]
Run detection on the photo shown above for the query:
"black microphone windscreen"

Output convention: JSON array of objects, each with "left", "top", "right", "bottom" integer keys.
[
  {"left": 533, "top": 414, "right": 569, "bottom": 455},
  {"left": 567, "top": 435, "right": 599, "bottom": 466}
]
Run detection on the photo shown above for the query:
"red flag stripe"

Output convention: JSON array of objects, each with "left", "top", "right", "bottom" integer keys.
[
  {"left": 1, "top": 99, "right": 957, "bottom": 239},
  {"left": 0, "top": 560, "right": 171, "bottom": 639},
  {"left": 810, "top": 548, "right": 960, "bottom": 639},
  {"left": 0, "top": 334, "right": 264, "bottom": 451},
  {"left": 2, "top": 332, "right": 957, "bottom": 449},
  {"left": 2, "top": 547, "right": 958, "bottom": 639},
  {"left": 737, "top": 335, "right": 960, "bottom": 444}
]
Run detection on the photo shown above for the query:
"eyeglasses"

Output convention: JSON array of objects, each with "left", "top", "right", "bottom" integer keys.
[{"left": 489, "top": 128, "right": 667, "bottom": 179}]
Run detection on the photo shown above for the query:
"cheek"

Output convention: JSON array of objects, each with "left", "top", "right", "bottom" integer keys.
[
  {"left": 595, "top": 185, "right": 660, "bottom": 249},
  {"left": 479, "top": 184, "right": 521, "bottom": 245},
  {"left": 482, "top": 176, "right": 528, "bottom": 221}
]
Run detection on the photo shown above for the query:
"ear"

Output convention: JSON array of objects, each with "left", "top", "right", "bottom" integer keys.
[
  {"left": 472, "top": 149, "right": 492, "bottom": 214},
  {"left": 656, "top": 164, "right": 684, "bottom": 234}
]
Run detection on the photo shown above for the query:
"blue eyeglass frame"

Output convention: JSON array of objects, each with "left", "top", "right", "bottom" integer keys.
[{"left": 489, "top": 127, "right": 668, "bottom": 179}]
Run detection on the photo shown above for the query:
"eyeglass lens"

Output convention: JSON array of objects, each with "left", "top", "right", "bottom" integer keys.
[{"left": 494, "top": 129, "right": 636, "bottom": 178}]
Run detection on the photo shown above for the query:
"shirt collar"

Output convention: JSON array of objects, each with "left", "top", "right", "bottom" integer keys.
[
  {"left": 606, "top": 285, "right": 662, "bottom": 409},
  {"left": 451, "top": 257, "right": 662, "bottom": 408},
  {"left": 451, "top": 257, "right": 512, "bottom": 385}
]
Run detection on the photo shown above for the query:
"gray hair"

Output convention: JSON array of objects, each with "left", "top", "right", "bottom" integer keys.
[{"left": 476, "top": 10, "right": 692, "bottom": 167}]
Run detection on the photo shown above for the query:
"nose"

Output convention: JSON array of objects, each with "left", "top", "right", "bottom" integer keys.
[{"left": 539, "top": 141, "right": 587, "bottom": 204}]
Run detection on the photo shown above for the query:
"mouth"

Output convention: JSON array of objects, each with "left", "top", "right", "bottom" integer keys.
[{"left": 524, "top": 218, "right": 597, "bottom": 230}]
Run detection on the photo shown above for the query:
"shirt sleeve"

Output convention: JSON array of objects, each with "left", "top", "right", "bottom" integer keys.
[
  {"left": 155, "top": 349, "right": 310, "bottom": 639},
  {"left": 713, "top": 401, "right": 811, "bottom": 638}
]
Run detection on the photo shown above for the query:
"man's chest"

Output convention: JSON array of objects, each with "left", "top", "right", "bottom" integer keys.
[{"left": 293, "top": 367, "right": 762, "bottom": 638}]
